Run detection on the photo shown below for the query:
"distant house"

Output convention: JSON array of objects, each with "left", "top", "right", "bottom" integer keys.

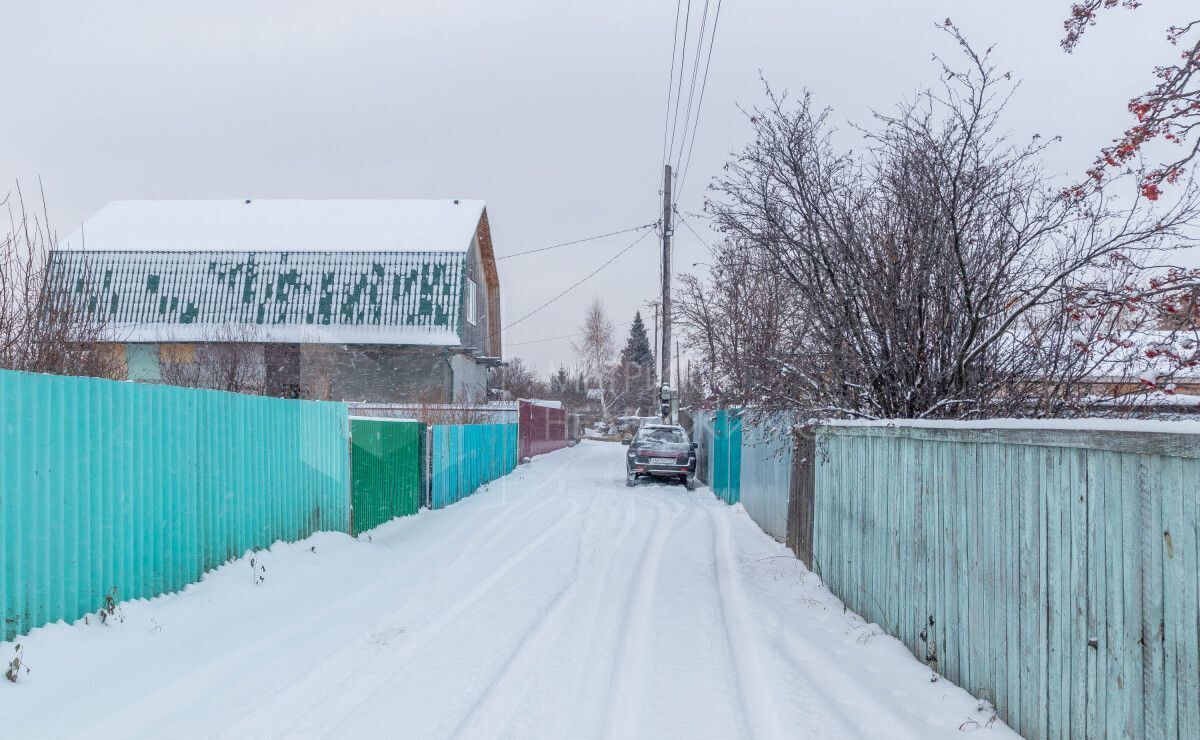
[{"left": 49, "top": 199, "right": 502, "bottom": 402}]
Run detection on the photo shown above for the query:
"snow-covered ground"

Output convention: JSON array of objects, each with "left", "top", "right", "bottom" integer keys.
[{"left": 0, "top": 441, "right": 1016, "bottom": 739}]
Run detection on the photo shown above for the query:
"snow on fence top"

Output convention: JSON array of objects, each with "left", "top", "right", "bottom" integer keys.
[
  {"left": 823, "top": 417, "right": 1200, "bottom": 435},
  {"left": 58, "top": 199, "right": 486, "bottom": 253},
  {"left": 519, "top": 398, "right": 563, "bottom": 409}
]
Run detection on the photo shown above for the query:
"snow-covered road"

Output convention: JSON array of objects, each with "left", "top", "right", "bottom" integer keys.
[{"left": 1, "top": 441, "right": 1014, "bottom": 739}]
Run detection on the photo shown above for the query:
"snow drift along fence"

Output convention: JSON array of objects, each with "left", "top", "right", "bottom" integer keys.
[
  {"left": 0, "top": 368, "right": 350, "bottom": 642},
  {"left": 429, "top": 423, "right": 518, "bottom": 509},
  {"left": 349, "top": 419, "right": 424, "bottom": 536},
  {"left": 518, "top": 400, "right": 567, "bottom": 459},
  {"left": 810, "top": 424, "right": 1200, "bottom": 740}
]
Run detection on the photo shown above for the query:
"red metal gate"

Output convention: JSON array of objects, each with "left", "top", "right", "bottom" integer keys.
[{"left": 518, "top": 399, "right": 568, "bottom": 459}]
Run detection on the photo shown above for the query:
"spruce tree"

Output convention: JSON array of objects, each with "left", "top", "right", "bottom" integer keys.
[
  {"left": 621, "top": 312, "right": 654, "bottom": 369},
  {"left": 619, "top": 312, "right": 655, "bottom": 413}
]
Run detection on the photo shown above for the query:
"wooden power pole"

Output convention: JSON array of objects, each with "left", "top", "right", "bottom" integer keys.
[{"left": 660, "top": 164, "right": 673, "bottom": 423}]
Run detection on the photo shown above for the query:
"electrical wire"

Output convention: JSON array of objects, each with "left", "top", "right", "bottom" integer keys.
[
  {"left": 672, "top": 0, "right": 712, "bottom": 171},
  {"left": 507, "top": 320, "right": 634, "bottom": 347},
  {"left": 661, "top": 0, "right": 685, "bottom": 167},
  {"left": 675, "top": 0, "right": 723, "bottom": 202},
  {"left": 501, "top": 228, "right": 654, "bottom": 332},
  {"left": 495, "top": 222, "right": 656, "bottom": 260},
  {"left": 665, "top": 0, "right": 694, "bottom": 162},
  {"left": 674, "top": 0, "right": 723, "bottom": 204},
  {"left": 675, "top": 208, "right": 716, "bottom": 253}
]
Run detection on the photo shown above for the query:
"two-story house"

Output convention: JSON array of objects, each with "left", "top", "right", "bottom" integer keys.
[{"left": 49, "top": 198, "right": 502, "bottom": 402}]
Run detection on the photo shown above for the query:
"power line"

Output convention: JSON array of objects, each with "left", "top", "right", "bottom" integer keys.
[
  {"left": 495, "top": 222, "right": 655, "bottom": 260},
  {"left": 675, "top": 0, "right": 723, "bottom": 204},
  {"left": 665, "top": 0, "right": 694, "bottom": 162},
  {"left": 507, "top": 320, "right": 634, "bottom": 348},
  {"left": 672, "top": 0, "right": 712, "bottom": 171},
  {"left": 661, "top": 0, "right": 685, "bottom": 167},
  {"left": 675, "top": 209, "right": 716, "bottom": 253},
  {"left": 501, "top": 228, "right": 654, "bottom": 332}
]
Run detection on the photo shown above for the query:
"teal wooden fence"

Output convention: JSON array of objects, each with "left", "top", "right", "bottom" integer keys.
[
  {"left": 429, "top": 423, "right": 518, "bottom": 509},
  {"left": 737, "top": 412, "right": 793, "bottom": 542},
  {"left": 1, "top": 368, "right": 350, "bottom": 642},
  {"left": 811, "top": 424, "right": 1200, "bottom": 740}
]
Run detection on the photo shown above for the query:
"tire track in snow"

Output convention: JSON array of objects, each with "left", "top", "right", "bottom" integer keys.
[
  {"left": 258, "top": 488, "right": 594, "bottom": 739},
  {"left": 714, "top": 513, "right": 921, "bottom": 739},
  {"left": 601, "top": 493, "right": 684, "bottom": 740},
  {"left": 208, "top": 457, "right": 580, "bottom": 739},
  {"left": 71, "top": 461, "right": 578, "bottom": 740},
  {"left": 707, "top": 504, "right": 791, "bottom": 740},
  {"left": 449, "top": 485, "right": 637, "bottom": 740}
]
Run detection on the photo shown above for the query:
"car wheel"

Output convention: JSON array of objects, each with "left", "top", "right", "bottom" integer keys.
[
  {"left": 626, "top": 472, "right": 638, "bottom": 487},
  {"left": 684, "top": 475, "right": 697, "bottom": 491}
]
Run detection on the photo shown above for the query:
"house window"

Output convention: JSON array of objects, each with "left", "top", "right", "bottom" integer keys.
[{"left": 465, "top": 277, "right": 478, "bottom": 326}]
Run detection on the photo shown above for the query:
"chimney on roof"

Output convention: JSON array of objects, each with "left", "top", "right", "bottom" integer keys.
[
  {"left": 245, "top": 199, "right": 252, "bottom": 204},
  {"left": 453, "top": 199, "right": 460, "bottom": 205}
]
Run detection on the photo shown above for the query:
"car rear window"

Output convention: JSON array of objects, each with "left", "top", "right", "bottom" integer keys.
[{"left": 638, "top": 428, "right": 687, "bottom": 444}]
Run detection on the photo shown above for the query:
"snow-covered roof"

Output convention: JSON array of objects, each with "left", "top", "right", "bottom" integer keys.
[
  {"left": 58, "top": 199, "right": 486, "bottom": 253},
  {"left": 1086, "top": 329, "right": 1199, "bottom": 382}
]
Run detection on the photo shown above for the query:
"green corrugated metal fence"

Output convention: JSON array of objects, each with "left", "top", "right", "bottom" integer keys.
[
  {"left": 811, "top": 425, "right": 1200, "bottom": 740},
  {"left": 350, "top": 419, "right": 424, "bottom": 536},
  {"left": 430, "top": 423, "right": 518, "bottom": 509},
  {"left": 1, "top": 368, "right": 350, "bottom": 642}
]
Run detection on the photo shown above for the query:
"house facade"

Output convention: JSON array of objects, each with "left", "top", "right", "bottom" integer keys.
[{"left": 50, "top": 199, "right": 502, "bottom": 402}]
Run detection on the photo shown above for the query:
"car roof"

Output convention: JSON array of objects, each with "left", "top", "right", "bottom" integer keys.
[{"left": 639, "top": 424, "right": 686, "bottom": 432}]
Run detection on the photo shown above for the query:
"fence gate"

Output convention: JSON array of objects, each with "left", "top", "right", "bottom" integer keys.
[{"left": 518, "top": 400, "right": 568, "bottom": 459}]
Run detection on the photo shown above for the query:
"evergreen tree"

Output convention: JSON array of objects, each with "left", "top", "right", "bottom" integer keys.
[
  {"left": 621, "top": 312, "right": 654, "bottom": 368},
  {"left": 619, "top": 312, "right": 656, "bottom": 414}
]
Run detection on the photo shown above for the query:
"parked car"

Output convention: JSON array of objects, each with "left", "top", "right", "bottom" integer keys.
[{"left": 625, "top": 424, "right": 697, "bottom": 489}]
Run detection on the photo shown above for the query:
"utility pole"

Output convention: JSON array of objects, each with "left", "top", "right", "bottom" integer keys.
[
  {"left": 649, "top": 300, "right": 660, "bottom": 392},
  {"left": 674, "top": 341, "right": 682, "bottom": 422},
  {"left": 651, "top": 302, "right": 659, "bottom": 414},
  {"left": 660, "top": 164, "right": 673, "bottom": 423}
]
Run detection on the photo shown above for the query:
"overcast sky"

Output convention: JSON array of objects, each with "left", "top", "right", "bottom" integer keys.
[{"left": 2, "top": 0, "right": 1195, "bottom": 374}]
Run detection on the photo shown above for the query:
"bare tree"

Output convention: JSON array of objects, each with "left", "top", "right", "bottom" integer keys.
[
  {"left": 696, "top": 28, "right": 1198, "bottom": 419},
  {"left": 677, "top": 238, "right": 812, "bottom": 407},
  {"left": 0, "top": 182, "right": 117, "bottom": 378},
  {"left": 573, "top": 298, "right": 616, "bottom": 418},
  {"left": 158, "top": 326, "right": 265, "bottom": 394},
  {"left": 489, "top": 357, "right": 547, "bottom": 401}
]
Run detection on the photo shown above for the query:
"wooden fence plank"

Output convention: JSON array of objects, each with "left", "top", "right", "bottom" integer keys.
[{"left": 795, "top": 423, "right": 1200, "bottom": 740}]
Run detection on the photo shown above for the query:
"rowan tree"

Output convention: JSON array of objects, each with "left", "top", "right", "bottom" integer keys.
[
  {"left": 1060, "top": 3, "right": 1200, "bottom": 386},
  {"left": 1062, "top": 2, "right": 1200, "bottom": 199}
]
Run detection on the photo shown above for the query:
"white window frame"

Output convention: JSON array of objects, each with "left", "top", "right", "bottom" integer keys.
[{"left": 465, "top": 276, "right": 478, "bottom": 326}]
